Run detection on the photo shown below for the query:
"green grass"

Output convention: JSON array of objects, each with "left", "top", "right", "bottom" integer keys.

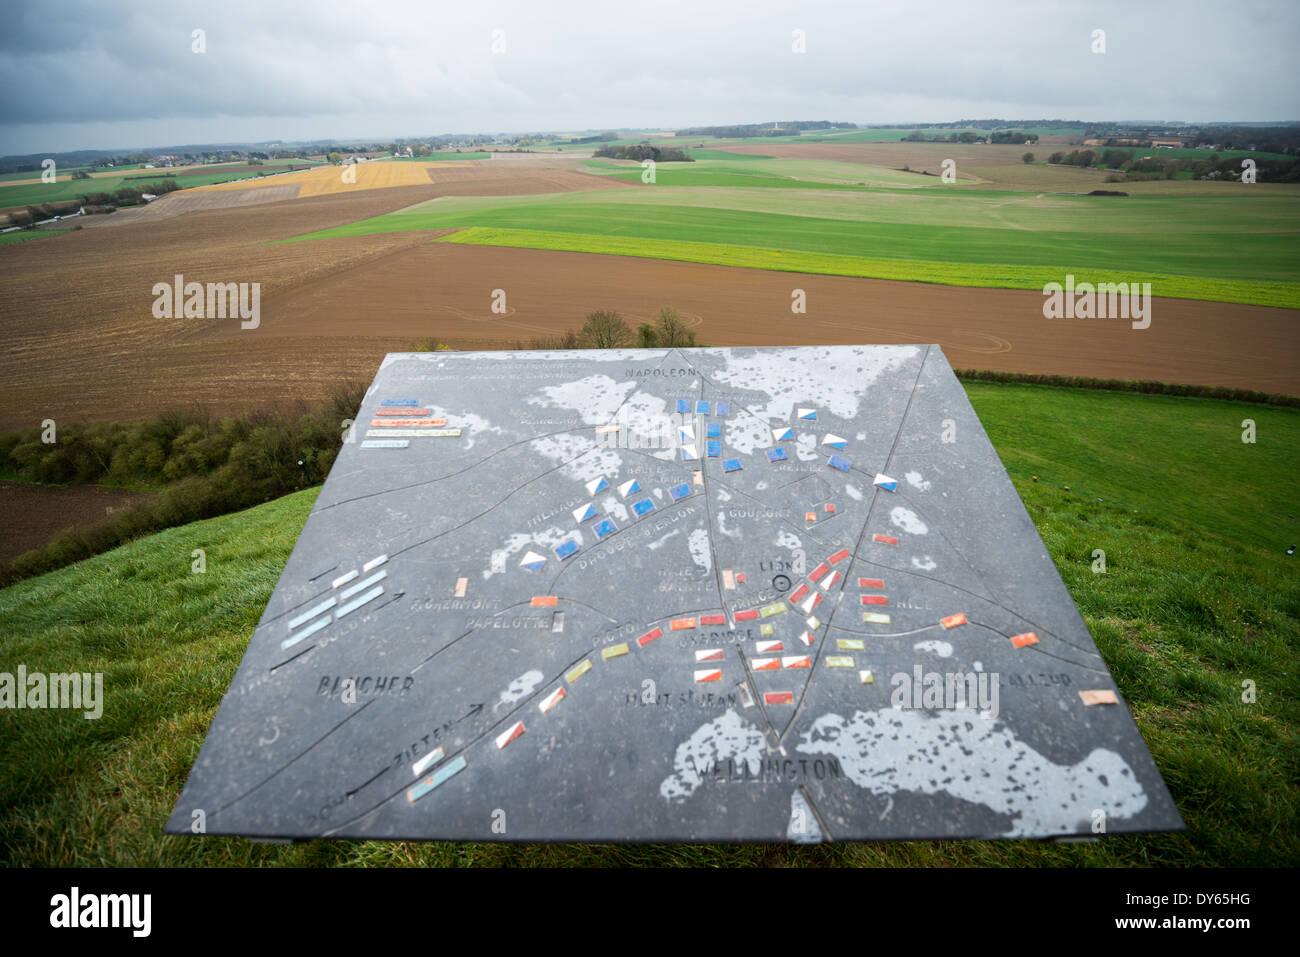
[
  {"left": 1, "top": 383, "right": 1296, "bottom": 866},
  {"left": 282, "top": 183, "right": 1300, "bottom": 308},
  {"left": 963, "top": 383, "right": 1297, "bottom": 551},
  {"left": 0, "top": 229, "right": 69, "bottom": 244}
]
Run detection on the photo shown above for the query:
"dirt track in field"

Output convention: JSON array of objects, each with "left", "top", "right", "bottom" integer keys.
[{"left": 0, "top": 158, "right": 1295, "bottom": 431}]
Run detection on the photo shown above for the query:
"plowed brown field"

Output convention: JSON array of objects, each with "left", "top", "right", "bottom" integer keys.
[
  {"left": 1, "top": 159, "right": 1294, "bottom": 432},
  {"left": 0, "top": 481, "right": 156, "bottom": 565}
]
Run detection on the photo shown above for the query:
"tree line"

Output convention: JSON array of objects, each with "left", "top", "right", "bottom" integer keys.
[
  {"left": 594, "top": 144, "right": 693, "bottom": 162},
  {"left": 903, "top": 130, "right": 1037, "bottom": 144},
  {"left": 1047, "top": 148, "right": 1300, "bottom": 182},
  {"left": 673, "top": 121, "right": 852, "bottom": 138}
]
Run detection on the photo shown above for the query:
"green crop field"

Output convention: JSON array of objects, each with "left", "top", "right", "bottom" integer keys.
[
  {"left": 0, "top": 176, "right": 166, "bottom": 208},
  {"left": 285, "top": 182, "right": 1300, "bottom": 308},
  {"left": 582, "top": 160, "right": 866, "bottom": 190},
  {"left": 0, "top": 163, "right": 148, "bottom": 182},
  {"left": 2, "top": 382, "right": 1294, "bottom": 867},
  {"left": 0, "top": 168, "right": 71, "bottom": 182},
  {"left": 583, "top": 157, "right": 926, "bottom": 189},
  {"left": 685, "top": 148, "right": 776, "bottom": 161},
  {"left": 0, "top": 229, "right": 69, "bottom": 245}
]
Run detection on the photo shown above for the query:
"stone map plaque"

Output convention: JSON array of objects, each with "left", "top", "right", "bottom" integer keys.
[{"left": 168, "top": 346, "right": 1182, "bottom": 842}]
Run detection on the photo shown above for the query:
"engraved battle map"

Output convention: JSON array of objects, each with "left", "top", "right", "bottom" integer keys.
[{"left": 168, "top": 345, "right": 1182, "bottom": 843}]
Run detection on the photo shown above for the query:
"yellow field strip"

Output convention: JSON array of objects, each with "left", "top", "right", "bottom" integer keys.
[{"left": 194, "top": 161, "right": 474, "bottom": 198}]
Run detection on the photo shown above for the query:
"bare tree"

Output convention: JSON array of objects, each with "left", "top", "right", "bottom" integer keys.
[
  {"left": 579, "top": 310, "right": 632, "bottom": 349},
  {"left": 654, "top": 306, "right": 696, "bottom": 347}
]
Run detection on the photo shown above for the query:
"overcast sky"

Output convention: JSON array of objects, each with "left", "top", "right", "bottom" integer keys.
[{"left": 1, "top": 0, "right": 1296, "bottom": 155}]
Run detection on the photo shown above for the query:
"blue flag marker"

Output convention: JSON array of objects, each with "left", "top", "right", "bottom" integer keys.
[{"left": 873, "top": 473, "right": 899, "bottom": 492}]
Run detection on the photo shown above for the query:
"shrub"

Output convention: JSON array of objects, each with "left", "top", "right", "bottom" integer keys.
[{"left": 0, "top": 384, "right": 368, "bottom": 585}]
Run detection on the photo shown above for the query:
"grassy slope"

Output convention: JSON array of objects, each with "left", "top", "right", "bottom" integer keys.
[
  {"left": 583, "top": 165, "right": 865, "bottom": 191},
  {"left": 1, "top": 383, "right": 1296, "bottom": 867},
  {"left": 284, "top": 180, "right": 1300, "bottom": 308}
]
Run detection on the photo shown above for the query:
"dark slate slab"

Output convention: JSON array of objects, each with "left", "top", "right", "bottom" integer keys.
[{"left": 167, "top": 346, "right": 1183, "bottom": 842}]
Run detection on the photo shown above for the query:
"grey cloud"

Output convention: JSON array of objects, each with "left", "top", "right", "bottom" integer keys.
[{"left": 1, "top": 0, "right": 1296, "bottom": 154}]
